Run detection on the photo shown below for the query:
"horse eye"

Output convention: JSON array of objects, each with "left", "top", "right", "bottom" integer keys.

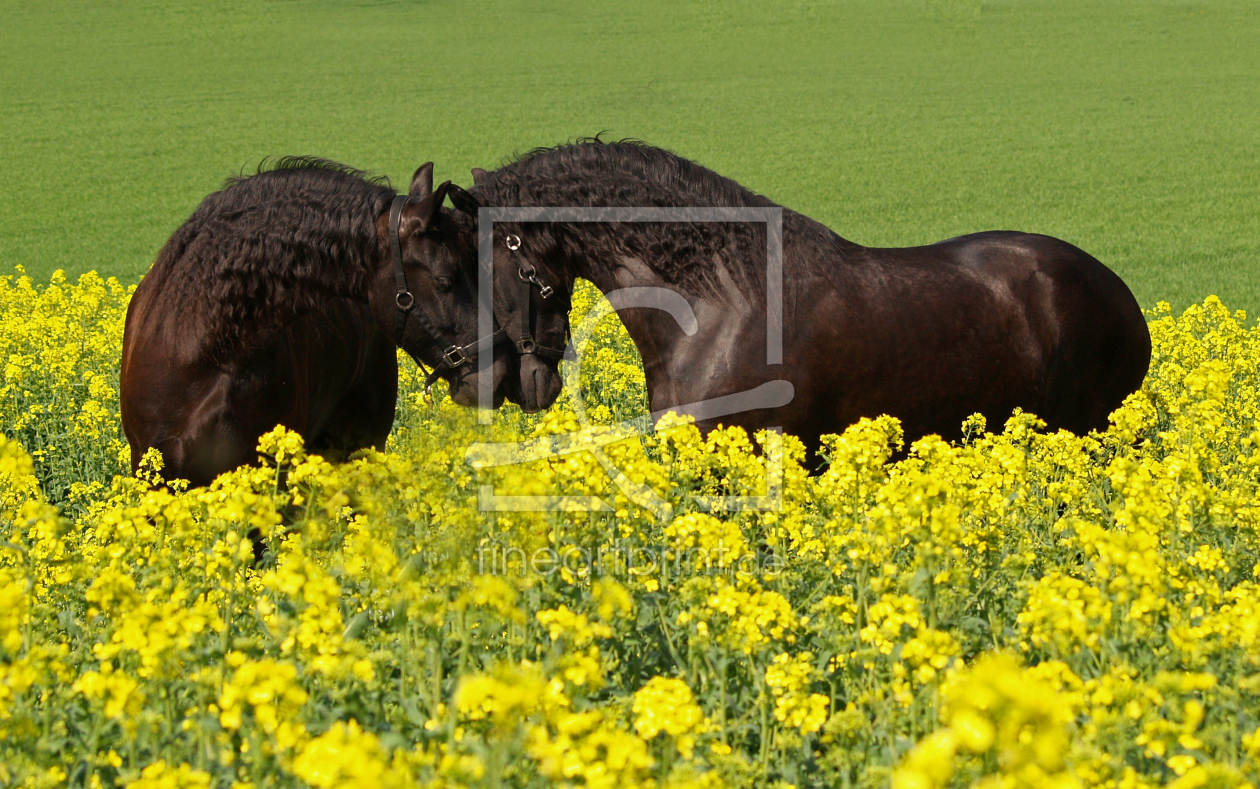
[{"left": 435, "top": 276, "right": 454, "bottom": 291}]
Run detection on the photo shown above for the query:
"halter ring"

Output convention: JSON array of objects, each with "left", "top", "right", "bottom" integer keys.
[
  {"left": 396, "top": 292, "right": 414, "bottom": 310},
  {"left": 505, "top": 234, "right": 522, "bottom": 251}
]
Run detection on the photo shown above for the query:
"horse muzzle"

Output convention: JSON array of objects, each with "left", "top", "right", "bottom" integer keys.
[{"left": 509, "top": 354, "right": 563, "bottom": 414}]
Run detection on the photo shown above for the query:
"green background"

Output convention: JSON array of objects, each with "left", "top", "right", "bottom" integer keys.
[{"left": 1, "top": 0, "right": 1256, "bottom": 312}]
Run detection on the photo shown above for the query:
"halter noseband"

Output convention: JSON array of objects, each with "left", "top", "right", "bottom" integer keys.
[
  {"left": 389, "top": 194, "right": 508, "bottom": 389},
  {"left": 503, "top": 233, "right": 567, "bottom": 361}
]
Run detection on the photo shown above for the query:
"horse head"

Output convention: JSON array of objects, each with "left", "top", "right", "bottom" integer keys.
[
  {"left": 370, "top": 163, "right": 516, "bottom": 408},
  {"left": 447, "top": 181, "right": 572, "bottom": 414}
]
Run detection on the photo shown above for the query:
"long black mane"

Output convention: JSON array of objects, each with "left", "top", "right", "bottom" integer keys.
[
  {"left": 484, "top": 139, "right": 775, "bottom": 211},
  {"left": 470, "top": 140, "right": 847, "bottom": 294},
  {"left": 148, "top": 157, "right": 395, "bottom": 361}
]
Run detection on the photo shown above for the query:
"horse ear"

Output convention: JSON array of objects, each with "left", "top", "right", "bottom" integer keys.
[
  {"left": 471, "top": 167, "right": 488, "bottom": 186},
  {"left": 399, "top": 181, "right": 452, "bottom": 238},
  {"left": 447, "top": 183, "right": 481, "bottom": 216},
  {"left": 431, "top": 180, "right": 452, "bottom": 213},
  {"left": 409, "top": 162, "right": 435, "bottom": 198}
]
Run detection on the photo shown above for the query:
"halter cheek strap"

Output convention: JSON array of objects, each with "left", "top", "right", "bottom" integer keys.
[
  {"left": 504, "top": 233, "right": 567, "bottom": 361},
  {"left": 389, "top": 194, "right": 508, "bottom": 388}
]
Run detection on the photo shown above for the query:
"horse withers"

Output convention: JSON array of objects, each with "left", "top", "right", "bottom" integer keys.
[
  {"left": 120, "top": 158, "right": 514, "bottom": 488},
  {"left": 445, "top": 140, "right": 1151, "bottom": 460}
]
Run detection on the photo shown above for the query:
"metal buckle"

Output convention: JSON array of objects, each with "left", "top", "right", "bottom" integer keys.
[
  {"left": 442, "top": 345, "right": 468, "bottom": 367},
  {"left": 518, "top": 266, "right": 554, "bottom": 299},
  {"left": 505, "top": 234, "right": 522, "bottom": 251},
  {"left": 517, "top": 336, "right": 536, "bottom": 354},
  {"left": 396, "top": 291, "right": 414, "bottom": 310}
]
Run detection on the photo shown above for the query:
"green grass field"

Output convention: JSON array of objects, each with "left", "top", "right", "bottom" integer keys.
[{"left": 1, "top": 0, "right": 1256, "bottom": 312}]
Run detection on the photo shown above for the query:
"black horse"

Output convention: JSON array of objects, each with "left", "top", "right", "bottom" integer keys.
[
  {"left": 121, "top": 158, "right": 513, "bottom": 487},
  {"left": 445, "top": 140, "right": 1150, "bottom": 457}
]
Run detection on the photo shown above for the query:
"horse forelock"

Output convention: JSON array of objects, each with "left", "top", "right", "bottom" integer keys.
[{"left": 147, "top": 160, "right": 396, "bottom": 362}]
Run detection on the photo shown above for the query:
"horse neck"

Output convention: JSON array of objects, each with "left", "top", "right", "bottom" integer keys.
[
  {"left": 565, "top": 242, "right": 632, "bottom": 295},
  {"left": 544, "top": 225, "right": 736, "bottom": 380}
]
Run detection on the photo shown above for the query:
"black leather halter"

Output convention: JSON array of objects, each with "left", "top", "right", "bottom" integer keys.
[
  {"left": 503, "top": 233, "right": 567, "bottom": 361},
  {"left": 389, "top": 194, "right": 508, "bottom": 389}
]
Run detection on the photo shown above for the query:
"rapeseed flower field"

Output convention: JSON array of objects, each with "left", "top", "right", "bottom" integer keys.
[{"left": 2, "top": 267, "right": 1259, "bottom": 789}]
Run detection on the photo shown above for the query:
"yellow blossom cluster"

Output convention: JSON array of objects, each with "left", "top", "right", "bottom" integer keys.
[
  {"left": 634, "top": 676, "right": 710, "bottom": 756},
  {"left": 763, "top": 653, "right": 830, "bottom": 734},
  {"left": 291, "top": 720, "right": 414, "bottom": 789}
]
